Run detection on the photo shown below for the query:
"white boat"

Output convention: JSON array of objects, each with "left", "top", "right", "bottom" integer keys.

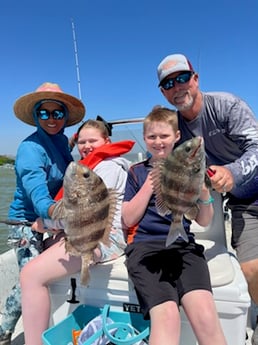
[{"left": 0, "top": 120, "right": 255, "bottom": 345}]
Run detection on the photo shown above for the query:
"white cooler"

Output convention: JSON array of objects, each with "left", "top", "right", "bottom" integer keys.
[{"left": 50, "top": 191, "right": 251, "bottom": 345}]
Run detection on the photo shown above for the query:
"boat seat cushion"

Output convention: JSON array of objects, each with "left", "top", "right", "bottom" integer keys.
[
  {"left": 86, "top": 239, "right": 234, "bottom": 290},
  {"left": 197, "top": 239, "right": 234, "bottom": 286}
]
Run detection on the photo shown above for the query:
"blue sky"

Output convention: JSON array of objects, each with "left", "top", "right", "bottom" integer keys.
[{"left": 1, "top": 0, "right": 257, "bottom": 156}]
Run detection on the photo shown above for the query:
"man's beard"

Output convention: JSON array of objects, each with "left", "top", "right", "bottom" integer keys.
[{"left": 175, "top": 93, "right": 194, "bottom": 111}]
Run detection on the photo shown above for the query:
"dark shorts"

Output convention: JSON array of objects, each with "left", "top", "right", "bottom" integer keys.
[
  {"left": 228, "top": 203, "right": 258, "bottom": 263},
  {"left": 125, "top": 240, "right": 212, "bottom": 319}
]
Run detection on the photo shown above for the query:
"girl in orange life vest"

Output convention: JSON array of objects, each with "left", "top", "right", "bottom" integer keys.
[{"left": 20, "top": 119, "right": 134, "bottom": 345}]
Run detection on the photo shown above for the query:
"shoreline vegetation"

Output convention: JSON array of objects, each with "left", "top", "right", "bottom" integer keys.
[{"left": 0, "top": 155, "right": 15, "bottom": 166}]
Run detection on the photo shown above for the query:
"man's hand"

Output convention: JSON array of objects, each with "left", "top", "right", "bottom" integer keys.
[{"left": 208, "top": 165, "right": 234, "bottom": 193}]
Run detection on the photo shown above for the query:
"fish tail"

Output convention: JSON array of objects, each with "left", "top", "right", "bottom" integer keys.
[
  {"left": 80, "top": 255, "right": 91, "bottom": 286},
  {"left": 80, "top": 268, "right": 90, "bottom": 286},
  {"left": 166, "top": 222, "right": 189, "bottom": 247}
]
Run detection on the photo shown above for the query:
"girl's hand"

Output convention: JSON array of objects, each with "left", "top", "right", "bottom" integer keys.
[
  {"left": 31, "top": 218, "right": 46, "bottom": 233},
  {"left": 31, "top": 217, "right": 65, "bottom": 235}
]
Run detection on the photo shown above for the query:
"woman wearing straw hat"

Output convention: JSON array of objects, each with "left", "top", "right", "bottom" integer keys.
[{"left": 0, "top": 82, "right": 85, "bottom": 345}]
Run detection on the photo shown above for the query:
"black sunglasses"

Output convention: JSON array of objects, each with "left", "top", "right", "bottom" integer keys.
[
  {"left": 37, "top": 109, "right": 65, "bottom": 120},
  {"left": 160, "top": 72, "right": 194, "bottom": 90}
]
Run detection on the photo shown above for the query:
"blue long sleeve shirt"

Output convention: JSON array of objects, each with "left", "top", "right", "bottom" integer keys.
[{"left": 8, "top": 131, "right": 73, "bottom": 221}]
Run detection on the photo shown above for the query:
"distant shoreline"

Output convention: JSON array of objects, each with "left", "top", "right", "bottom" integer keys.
[{"left": 0, "top": 155, "right": 15, "bottom": 166}]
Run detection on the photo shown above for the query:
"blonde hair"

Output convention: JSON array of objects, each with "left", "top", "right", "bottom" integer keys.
[{"left": 143, "top": 107, "right": 178, "bottom": 134}]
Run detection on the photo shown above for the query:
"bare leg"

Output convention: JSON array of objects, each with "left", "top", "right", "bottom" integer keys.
[
  {"left": 240, "top": 259, "right": 258, "bottom": 305},
  {"left": 182, "top": 290, "right": 227, "bottom": 345},
  {"left": 20, "top": 240, "right": 81, "bottom": 345},
  {"left": 149, "top": 301, "right": 180, "bottom": 345},
  {"left": 241, "top": 260, "right": 258, "bottom": 345}
]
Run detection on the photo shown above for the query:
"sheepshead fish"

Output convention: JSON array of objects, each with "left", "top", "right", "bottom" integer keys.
[
  {"left": 151, "top": 136, "right": 206, "bottom": 247},
  {"left": 52, "top": 161, "right": 117, "bottom": 285}
]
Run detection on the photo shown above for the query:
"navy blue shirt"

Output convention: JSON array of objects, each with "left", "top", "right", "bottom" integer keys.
[{"left": 123, "top": 159, "right": 193, "bottom": 244}]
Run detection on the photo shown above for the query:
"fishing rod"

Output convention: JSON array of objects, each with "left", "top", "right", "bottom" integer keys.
[
  {"left": 109, "top": 118, "right": 144, "bottom": 125},
  {"left": 70, "top": 18, "right": 145, "bottom": 153},
  {"left": 70, "top": 19, "right": 145, "bottom": 129},
  {"left": 71, "top": 18, "right": 82, "bottom": 101},
  {"left": 0, "top": 219, "right": 33, "bottom": 226}
]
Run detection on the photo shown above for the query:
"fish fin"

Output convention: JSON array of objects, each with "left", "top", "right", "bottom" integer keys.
[
  {"left": 52, "top": 200, "right": 65, "bottom": 219},
  {"left": 166, "top": 220, "right": 189, "bottom": 247},
  {"left": 65, "top": 239, "right": 80, "bottom": 256},
  {"left": 80, "top": 254, "right": 92, "bottom": 286},
  {"left": 151, "top": 161, "right": 171, "bottom": 216},
  {"left": 102, "top": 188, "right": 118, "bottom": 245},
  {"left": 185, "top": 204, "right": 199, "bottom": 220}
]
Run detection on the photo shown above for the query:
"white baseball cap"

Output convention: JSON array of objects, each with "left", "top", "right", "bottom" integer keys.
[{"left": 157, "top": 53, "right": 194, "bottom": 86}]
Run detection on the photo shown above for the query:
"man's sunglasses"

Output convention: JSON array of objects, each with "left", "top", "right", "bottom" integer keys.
[
  {"left": 160, "top": 72, "right": 194, "bottom": 90},
  {"left": 37, "top": 109, "right": 65, "bottom": 120}
]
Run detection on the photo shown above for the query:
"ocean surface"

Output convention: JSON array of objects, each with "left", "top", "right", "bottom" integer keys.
[{"left": 0, "top": 165, "right": 16, "bottom": 254}]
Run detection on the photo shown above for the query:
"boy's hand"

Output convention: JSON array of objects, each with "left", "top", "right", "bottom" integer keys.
[
  {"left": 199, "top": 183, "right": 211, "bottom": 200},
  {"left": 146, "top": 172, "right": 154, "bottom": 192}
]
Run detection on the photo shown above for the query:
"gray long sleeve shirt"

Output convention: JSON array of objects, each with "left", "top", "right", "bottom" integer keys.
[{"left": 177, "top": 92, "right": 258, "bottom": 200}]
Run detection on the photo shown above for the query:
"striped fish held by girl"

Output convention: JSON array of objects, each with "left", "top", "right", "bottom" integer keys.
[{"left": 52, "top": 161, "right": 117, "bottom": 285}]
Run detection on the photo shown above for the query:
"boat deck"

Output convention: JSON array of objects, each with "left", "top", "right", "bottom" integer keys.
[
  {"left": 0, "top": 221, "right": 255, "bottom": 345},
  {"left": 8, "top": 317, "right": 23, "bottom": 345}
]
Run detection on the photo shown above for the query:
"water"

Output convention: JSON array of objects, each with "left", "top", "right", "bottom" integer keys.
[
  {"left": 0, "top": 165, "right": 15, "bottom": 254},
  {"left": 0, "top": 124, "right": 145, "bottom": 255}
]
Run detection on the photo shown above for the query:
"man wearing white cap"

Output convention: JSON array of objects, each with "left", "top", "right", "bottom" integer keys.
[{"left": 157, "top": 53, "right": 258, "bottom": 345}]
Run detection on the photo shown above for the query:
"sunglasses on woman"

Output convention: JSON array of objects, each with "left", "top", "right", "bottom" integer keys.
[
  {"left": 37, "top": 109, "right": 66, "bottom": 120},
  {"left": 160, "top": 72, "right": 194, "bottom": 90}
]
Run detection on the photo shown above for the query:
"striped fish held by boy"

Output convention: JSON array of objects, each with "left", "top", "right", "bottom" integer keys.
[
  {"left": 52, "top": 161, "right": 117, "bottom": 285},
  {"left": 151, "top": 136, "right": 206, "bottom": 247}
]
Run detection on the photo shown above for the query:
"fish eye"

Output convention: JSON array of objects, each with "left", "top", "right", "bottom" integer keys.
[
  {"left": 83, "top": 172, "right": 90, "bottom": 178},
  {"left": 185, "top": 146, "right": 191, "bottom": 152}
]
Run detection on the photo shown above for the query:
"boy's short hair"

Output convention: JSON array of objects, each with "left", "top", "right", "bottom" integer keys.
[{"left": 143, "top": 107, "right": 178, "bottom": 134}]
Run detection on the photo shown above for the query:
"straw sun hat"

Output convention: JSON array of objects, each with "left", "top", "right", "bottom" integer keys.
[{"left": 13, "top": 82, "right": 86, "bottom": 127}]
